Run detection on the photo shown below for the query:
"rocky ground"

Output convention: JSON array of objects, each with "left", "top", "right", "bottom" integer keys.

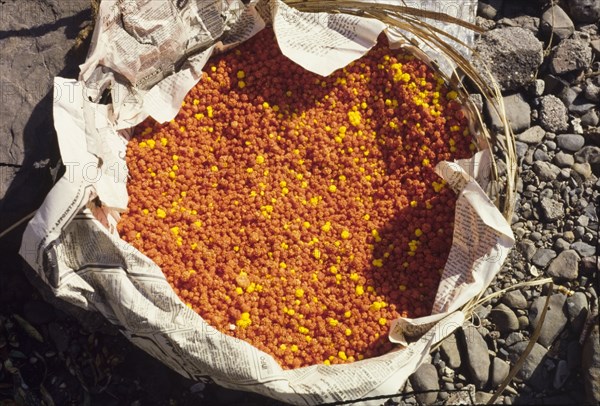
[{"left": 0, "top": 0, "right": 599, "bottom": 405}]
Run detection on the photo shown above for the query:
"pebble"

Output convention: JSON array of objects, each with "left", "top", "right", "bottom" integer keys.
[
  {"left": 440, "top": 334, "right": 461, "bottom": 369},
  {"left": 540, "top": 5, "right": 574, "bottom": 41},
  {"left": 538, "top": 95, "right": 569, "bottom": 133},
  {"left": 508, "top": 341, "right": 549, "bottom": 390},
  {"left": 502, "top": 290, "right": 528, "bottom": 310},
  {"left": 553, "top": 237, "right": 571, "bottom": 252},
  {"left": 515, "top": 141, "right": 528, "bottom": 159},
  {"left": 474, "top": 27, "right": 543, "bottom": 91},
  {"left": 571, "top": 241, "right": 596, "bottom": 257},
  {"left": 505, "top": 331, "right": 526, "bottom": 347},
  {"left": 486, "top": 93, "right": 531, "bottom": 132},
  {"left": 553, "top": 151, "right": 575, "bottom": 168},
  {"left": 489, "top": 303, "right": 520, "bottom": 334},
  {"left": 477, "top": 0, "right": 503, "bottom": 19},
  {"left": 529, "top": 294, "right": 568, "bottom": 348},
  {"left": 556, "top": 134, "right": 585, "bottom": 152},
  {"left": 550, "top": 39, "right": 593, "bottom": 75},
  {"left": 573, "top": 162, "right": 593, "bottom": 179},
  {"left": 539, "top": 197, "right": 565, "bottom": 221},
  {"left": 460, "top": 324, "right": 490, "bottom": 389},
  {"left": 575, "top": 146, "right": 600, "bottom": 165},
  {"left": 532, "top": 161, "right": 561, "bottom": 181},
  {"left": 566, "top": 292, "right": 588, "bottom": 334},
  {"left": 531, "top": 248, "right": 557, "bottom": 267},
  {"left": 491, "top": 358, "right": 510, "bottom": 388},
  {"left": 409, "top": 363, "right": 439, "bottom": 405},
  {"left": 546, "top": 249, "right": 580, "bottom": 280},
  {"left": 580, "top": 109, "right": 599, "bottom": 127}
]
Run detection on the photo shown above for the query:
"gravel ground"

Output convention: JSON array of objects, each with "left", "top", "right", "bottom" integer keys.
[{"left": 1, "top": 1, "right": 599, "bottom": 405}]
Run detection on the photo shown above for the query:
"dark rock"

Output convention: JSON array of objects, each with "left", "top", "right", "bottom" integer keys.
[
  {"left": 540, "top": 5, "right": 575, "bottom": 41},
  {"left": 582, "top": 321, "right": 600, "bottom": 404},
  {"left": 478, "top": 0, "right": 504, "bottom": 19},
  {"left": 502, "top": 290, "right": 528, "bottom": 310},
  {"left": 489, "top": 304, "right": 520, "bottom": 334},
  {"left": 529, "top": 294, "right": 568, "bottom": 347},
  {"left": 491, "top": 358, "right": 510, "bottom": 389},
  {"left": 566, "top": 292, "right": 588, "bottom": 333},
  {"left": 515, "top": 141, "right": 528, "bottom": 159},
  {"left": 553, "top": 151, "right": 575, "bottom": 167},
  {"left": 508, "top": 341, "right": 549, "bottom": 390},
  {"left": 571, "top": 241, "right": 596, "bottom": 257},
  {"left": 539, "top": 197, "right": 565, "bottom": 221},
  {"left": 583, "top": 79, "right": 600, "bottom": 103},
  {"left": 581, "top": 109, "right": 599, "bottom": 127},
  {"left": 538, "top": 95, "right": 569, "bottom": 133},
  {"left": 532, "top": 161, "right": 561, "bottom": 181},
  {"left": 485, "top": 93, "right": 531, "bottom": 133},
  {"left": 554, "top": 237, "right": 572, "bottom": 251},
  {"left": 409, "top": 363, "right": 440, "bottom": 405},
  {"left": 550, "top": 39, "right": 593, "bottom": 75},
  {"left": 532, "top": 248, "right": 557, "bottom": 268},
  {"left": 505, "top": 331, "right": 526, "bottom": 347},
  {"left": 48, "top": 322, "right": 70, "bottom": 353},
  {"left": 516, "top": 126, "right": 545, "bottom": 144},
  {"left": 460, "top": 325, "right": 490, "bottom": 389},
  {"left": 474, "top": 27, "right": 543, "bottom": 91},
  {"left": 440, "top": 334, "right": 462, "bottom": 369},
  {"left": 556, "top": 134, "right": 585, "bottom": 152},
  {"left": 568, "top": 341, "right": 582, "bottom": 370},
  {"left": 567, "top": 0, "right": 600, "bottom": 23},
  {"left": 546, "top": 249, "right": 580, "bottom": 280},
  {"left": 517, "top": 239, "right": 537, "bottom": 261},
  {"left": 569, "top": 96, "right": 597, "bottom": 114},
  {"left": 533, "top": 149, "right": 549, "bottom": 162}
]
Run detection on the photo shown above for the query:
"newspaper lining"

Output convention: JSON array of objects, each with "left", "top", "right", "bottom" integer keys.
[{"left": 20, "top": 1, "right": 514, "bottom": 404}]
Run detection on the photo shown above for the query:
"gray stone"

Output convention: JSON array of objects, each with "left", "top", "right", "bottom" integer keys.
[
  {"left": 489, "top": 303, "right": 520, "bottom": 334},
  {"left": 491, "top": 358, "right": 510, "bottom": 389},
  {"left": 508, "top": 341, "right": 549, "bottom": 390},
  {"left": 538, "top": 95, "right": 569, "bottom": 133},
  {"left": 554, "top": 237, "right": 572, "bottom": 252},
  {"left": 474, "top": 27, "right": 543, "bottom": 91},
  {"left": 533, "top": 149, "right": 549, "bottom": 162},
  {"left": 582, "top": 322, "right": 600, "bottom": 404},
  {"left": 505, "top": 331, "right": 526, "bottom": 347},
  {"left": 553, "top": 151, "right": 575, "bottom": 167},
  {"left": 532, "top": 248, "right": 557, "bottom": 268},
  {"left": 502, "top": 290, "right": 528, "bottom": 310},
  {"left": 515, "top": 141, "right": 529, "bottom": 159},
  {"left": 529, "top": 294, "right": 568, "bottom": 347},
  {"left": 541, "top": 5, "right": 575, "bottom": 41},
  {"left": 566, "top": 291, "right": 588, "bottom": 333},
  {"left": 475, "top": 392, "right": 494, "bottom": 404},
  {"left": 571, "top": 241, "right": 596, "bottom": 257},
  {"left": 517, "top": 239, "right": 537, "bottom": 261},
  {"left": 540, "top": 197, "right": 565, "bottom": 221},
  {"left": 533, "top": 161, "right": 561, "bottom": 181},
  {"left": 460, "top": 325, "right": 490, "bottom": 389},
  {"left": 546, "top": 249, "right": 580, "bottom": 280},
  {"left": 557, "top": 134, "right": 585, "bottom": 152},
  {"left": 440, "top": 334, "right": 462, "bottom": 369},
  {"left": 568, "top": 341, "right": 582, "bottom": 370},
  {"left": 409, "top": 363, "right": 440, "bottom": 405},
  {"left": 485, "top": 93, "right": 531, "bottom": 133},
  {"left": 550, "top": 39, "right": 593, "bottom": 75},
  {"left": 516, "top": 126, "right": 545, "bottom": 144},
  {"left": 583, "top": 80, "right": 600, "bottom": 103},
  {"left": 478, "top": 0, "right": 503, "bottom": 19},
  {"left": 568, "top": 0, "right": 600, "bottom": 23},
  {"left": 518, "top": 315, "right": 530, "bottom": 329},
  {"left": 0, "top": 0, "right": 90, "bottom": 233}
]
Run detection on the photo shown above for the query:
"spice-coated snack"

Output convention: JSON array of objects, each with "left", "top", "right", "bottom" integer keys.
[{"left": 118, "top": 29, "right": 472, "bottom": 369}]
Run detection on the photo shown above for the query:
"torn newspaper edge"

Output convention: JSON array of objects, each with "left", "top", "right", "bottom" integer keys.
[{"left": 19, "top": 0, "right": 515, "bottom": 404}]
